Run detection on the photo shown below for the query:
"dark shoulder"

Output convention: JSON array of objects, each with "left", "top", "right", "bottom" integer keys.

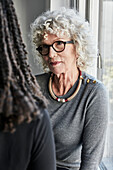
[
  {"left": 32, "top": 108, "right": 53, "bottom": 150},
  {"left": 28, "top": 108, "right": 51, "bottom": 138},
  {"left": 35, "top": 72, "right": 51, "bottom": 81},
  {"left": 39, "top": 108, "right": 51, "bottom": 127}
]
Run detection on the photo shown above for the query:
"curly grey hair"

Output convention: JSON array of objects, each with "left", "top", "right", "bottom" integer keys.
[{"left": 30, "top": 7, "right": 97, "bottom": 71}]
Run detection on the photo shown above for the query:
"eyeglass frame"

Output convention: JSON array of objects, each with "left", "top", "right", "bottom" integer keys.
[{"left": 36, "top": 40, "right": 74, "bottom": 56}]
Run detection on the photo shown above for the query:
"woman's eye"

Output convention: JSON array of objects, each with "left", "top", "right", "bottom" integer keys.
[
  {"left": 43, "top": 44, "right": 49, "bottom": 48},
  {"left": 56, "top": 41, "right": 63, "bottom": 45}
]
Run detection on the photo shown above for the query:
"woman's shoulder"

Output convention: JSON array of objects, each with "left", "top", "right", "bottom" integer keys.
[
  {"left": 82, "top": 71, "right": 108, "bottom": 97},
  {"left": 82, "top": 71, "right": 105, "bottom": 87},
  {"left": 35, "top": 72, "right": 51, "bottom": 80},
  {"left": 35, "top": 72, "right": 51, "bottom": 93}
]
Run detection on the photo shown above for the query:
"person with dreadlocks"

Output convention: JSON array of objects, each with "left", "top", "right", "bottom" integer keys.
[{"left": 0, "top": 0, "right": 56, "bottom": 169}]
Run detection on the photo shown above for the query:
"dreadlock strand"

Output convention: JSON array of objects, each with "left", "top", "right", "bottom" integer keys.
[
  {"left": 6, "top": 0, "right": 45, "bottom": 102},
  {"left": 0, "top": 4, "right": 12, "bottom": 85},
  {"left": 0, "top": 0, "right": 46, "bottom": 132},
  {"left": 11, "top": 81, "right": 39, "bottom": 122},
  {"left": 0, "top": 3, "right": 13, "bottom": 118}
]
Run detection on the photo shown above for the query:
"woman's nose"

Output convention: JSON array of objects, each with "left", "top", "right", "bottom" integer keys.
[{"left": 48, "top": 46, "right": 57, "bottom": 58}]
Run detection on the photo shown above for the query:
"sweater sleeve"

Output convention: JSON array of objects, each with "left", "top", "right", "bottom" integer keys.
[
  {"left": 27, "top": 109, "right": 56, "bottom": 170},
  {"left": 80, "top": 83, "right": 108, "bottom": 170}
]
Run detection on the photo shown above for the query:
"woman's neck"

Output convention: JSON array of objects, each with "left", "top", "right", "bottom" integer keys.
[{"left": 52, "top": 68, "right": 79, "bottom": 96}]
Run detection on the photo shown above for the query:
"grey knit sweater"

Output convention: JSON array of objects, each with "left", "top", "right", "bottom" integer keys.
[{"left": 36, "top": 71, "right": 108, "bottom": 170}]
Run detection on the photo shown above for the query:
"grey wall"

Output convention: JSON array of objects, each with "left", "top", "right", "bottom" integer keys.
[{"left": 13, "top": 0, "right": 50, "bottom": 74}]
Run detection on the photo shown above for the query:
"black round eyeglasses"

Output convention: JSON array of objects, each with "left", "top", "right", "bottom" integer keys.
[{"left": 36, "top": 40, "right": 74, "bottom": 56}]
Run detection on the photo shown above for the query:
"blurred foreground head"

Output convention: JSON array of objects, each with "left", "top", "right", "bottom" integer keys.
[{"left": 0, "top": 0, "right": 46, "bottom": 133}]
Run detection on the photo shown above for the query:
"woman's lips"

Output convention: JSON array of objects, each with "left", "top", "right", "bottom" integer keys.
[{"left": 50, "top": 61, "right": 61, "bottom": 66}]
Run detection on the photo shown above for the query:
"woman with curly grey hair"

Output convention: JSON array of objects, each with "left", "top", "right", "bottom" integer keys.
[{"left": 31, "top": 7, "right": 108, "bottom": 170}]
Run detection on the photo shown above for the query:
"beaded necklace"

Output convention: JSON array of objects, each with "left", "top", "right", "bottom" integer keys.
[{"left": 48, "top": 70, "right": 83, "bottom": 103}]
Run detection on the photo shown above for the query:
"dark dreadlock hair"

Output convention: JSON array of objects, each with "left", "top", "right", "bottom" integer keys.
[{"left": 0, "top": 0, "right": 46, "bottom": 133}]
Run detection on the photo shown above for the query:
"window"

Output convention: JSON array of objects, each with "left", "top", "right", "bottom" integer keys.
[{"left": 98, "top": 0, "right": 113, "bottom": 169}]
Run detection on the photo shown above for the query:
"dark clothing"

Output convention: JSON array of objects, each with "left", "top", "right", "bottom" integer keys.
[{"left": 0, "top": 109, "right": 56, "bottom": 170}]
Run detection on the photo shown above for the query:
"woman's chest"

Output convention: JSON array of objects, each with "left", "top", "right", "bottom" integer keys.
[{"left": 48, "top": 100, "right": 85, "bottom": 147}]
